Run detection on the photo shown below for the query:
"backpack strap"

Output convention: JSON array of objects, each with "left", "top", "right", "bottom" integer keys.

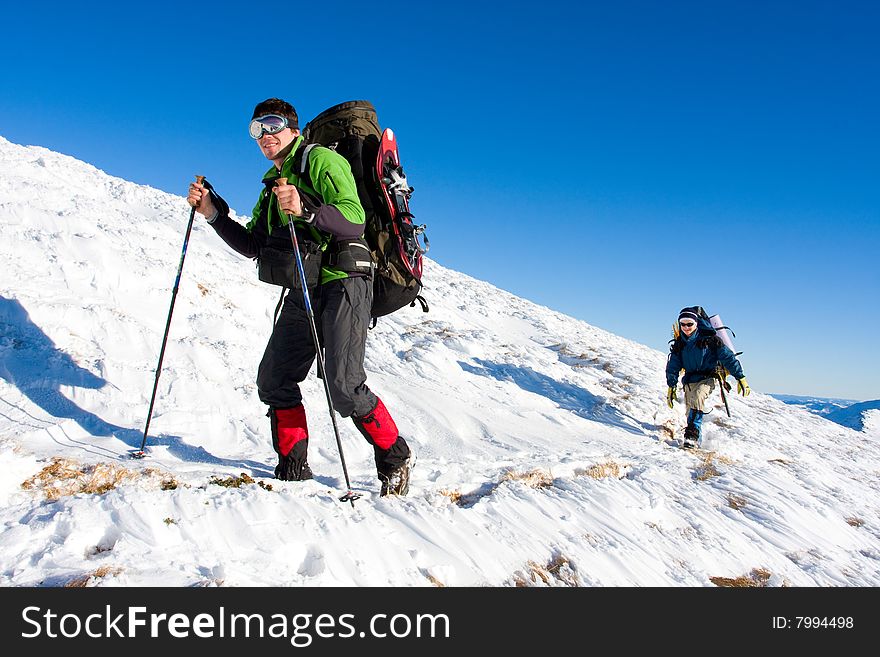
[
  {"left": 300, "top": 144, "right": 319, "bottom": 177},
  {"left": 695, "top": 334, "right": 723, "bottom": 350},
  {"left": 325, "top": 238, "right": 373, "bottom": 275},
  {"left": 291, "top": 142, "right": 319, "bottom": 189}
]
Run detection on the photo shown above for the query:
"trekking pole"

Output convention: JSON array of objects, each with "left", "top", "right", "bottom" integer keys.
[
  {"left": 133, "top": 175, "right": 204, "bottom": 458},
  {"left": 715, "top": 366, "right": 731, "bottom": 418},
  {"left": 276, "top": 179, "right": 360, "bottom": 506}
]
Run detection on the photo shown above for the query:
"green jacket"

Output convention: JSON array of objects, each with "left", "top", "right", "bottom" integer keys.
[{"left": 248, "top": 136, "right": 366, "bottom": 284}]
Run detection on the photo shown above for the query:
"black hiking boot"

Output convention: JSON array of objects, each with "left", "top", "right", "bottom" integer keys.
[
  {"left": 379, "top": 457, "right": 411, "bottom": 497},
  {"left": 682, "top": 425, "right": 700, "bottom": 450},
  {"left": 275, "top": 454, "right": 313, "bottom": 481}
]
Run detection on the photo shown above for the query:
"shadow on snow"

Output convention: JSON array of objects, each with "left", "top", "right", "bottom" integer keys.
[
  {"left": 459, "top": 358, "right": 650, "bottom": 436},
  {"left": 0, "top": 295, "right": 270, "bottom": 475}
]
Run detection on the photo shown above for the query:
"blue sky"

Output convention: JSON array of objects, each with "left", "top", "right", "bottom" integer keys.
[{"left": 1, "top": 1, "right": 877, "bottom": 400}]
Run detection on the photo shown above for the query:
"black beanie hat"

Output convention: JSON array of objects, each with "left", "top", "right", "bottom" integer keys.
[{"left": 678, "top": 309, "right": 699, "bottom": 323}]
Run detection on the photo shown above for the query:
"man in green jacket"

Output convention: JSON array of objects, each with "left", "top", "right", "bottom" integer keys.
[{"left": 187, "top": 98, "right": 412, "bottom": 496}]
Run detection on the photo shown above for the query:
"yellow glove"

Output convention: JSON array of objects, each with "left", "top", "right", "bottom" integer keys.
[
  {"left": 737, "top": 378, "right": 750, "bottom": 396},
  {"left": 667, "top": 386, "right": 677, "bottom": 409}
]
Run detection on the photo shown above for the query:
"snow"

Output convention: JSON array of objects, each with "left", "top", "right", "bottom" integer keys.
[{"left": 1, "top": 134, "right": 878, "bottom": 587}]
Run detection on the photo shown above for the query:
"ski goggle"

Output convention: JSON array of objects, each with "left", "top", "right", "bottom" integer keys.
[{"left": 249, "top": 114, "right": 289, "bottom": 139}]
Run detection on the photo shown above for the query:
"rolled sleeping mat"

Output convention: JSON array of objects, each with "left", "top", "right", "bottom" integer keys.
[{"left": 708, "top": 314, "right": 737, "bottom": 353}]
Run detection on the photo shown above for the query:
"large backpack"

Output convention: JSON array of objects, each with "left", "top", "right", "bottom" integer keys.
[
  {"left": 299, "top": 100, "right": 429, "bottom": 322},
  {"left": 669, "top": 306, "right": 739, "bottom": 354}
]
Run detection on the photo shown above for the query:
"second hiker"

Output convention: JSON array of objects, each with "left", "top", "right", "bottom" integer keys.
[
  {"left": 665, "top": 306, "right": 750, "bottom": 448},
  {"left": 187, "top": 98, "right": 412, "bottom": 495}
]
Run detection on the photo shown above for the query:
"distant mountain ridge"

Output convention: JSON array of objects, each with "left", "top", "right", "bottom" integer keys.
[
  {"left": 825, "top": 400, "right": 880, "bottom": 433},
  {"left": 769, "top": 394, "right": 879, "bottom": 434},
  {"left": 769, "top": 393, "right": 860, "bottom": 417}
]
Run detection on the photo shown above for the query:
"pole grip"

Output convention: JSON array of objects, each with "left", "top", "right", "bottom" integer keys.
[
  {"left": 275, "top": 177, "right": 295, "bottom": 222},
  {"left": 187, "top": 175, "right": 206, "bottom": 208}
]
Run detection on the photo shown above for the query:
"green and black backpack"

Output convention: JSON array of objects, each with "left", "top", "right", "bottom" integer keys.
[{"left": 297, "top": 100, "right": 429, "bottom": 323}]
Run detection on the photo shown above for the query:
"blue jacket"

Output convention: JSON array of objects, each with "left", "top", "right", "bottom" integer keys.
[{"left": 665, "top": 316, "right": 745, "bottom": 387}]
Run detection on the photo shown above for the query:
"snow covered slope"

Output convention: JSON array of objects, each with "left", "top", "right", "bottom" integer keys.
[{"left": 1, "top": 135, "right": 878, "bottom": 587}]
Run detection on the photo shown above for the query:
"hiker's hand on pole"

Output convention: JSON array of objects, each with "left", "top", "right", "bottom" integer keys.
[
  {"left": 667, "top": 386, "right": 677, "bottom": 409},
  {"left": 187, "top": 178, "right": 216, "bottom": 219},
  {"left": 273, "top": 177, "right": 303, "bottom": 217},
  {"left": 737, "top": 378, "right": 751, "bottom": 397}
]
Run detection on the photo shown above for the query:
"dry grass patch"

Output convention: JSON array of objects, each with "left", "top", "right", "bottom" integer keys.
[
  {"left": 439, "top": 468, "right": 555, "bottom": 508},
  {"left": 209, "top": 473, "right": 273, "bottom": 491},
  {"left": 501, "top": 468, "right": 554, "bottom": 489},
  {"left": 692, "top": 451, "right": 734, "bottom": 481},
  {"left": 424, "top": 573, "right": 445, "bottom": 587},
  {"left": 553, "top": 344, "right": 595, "bottom": 361},
  {"left": 710, "top": 568, "right": 772, "bottom": 588},
  {"left": 727, "top": 493, "right": 748, "bottom": 510},
  {"left": 694, "top": 463, "right": 720, "bottom": 481},
  {"left": 514, "top": 555, "right": 579, "bottom": 587},
  {"left": 439, "top": 488, "right": 463, "bottom": 505},
  {"left": 659, "top": 418, "right": 678, "bottom": 441},
  {"left": 846, "top": 517, "right": 864, "bottom": 528},
  {"left": 678, "top": 526, "right": 698, "bottom": 540},
  {"left": 195, "top": 577, "right": 225, "bottom": 587},
  {"left": 21, "top": 458, "right": 179, "bottom": 500},
  {"left": 159, "top": 478, "right": 178, "bottom": 491},
  {"left": 197, "top": 283, "right": 210, "bottom": 296},
  {"left": 576, "top": 461, "right": 627, "bottom": 480},
  {"left": 65, "top": 566, "right": 123, "bottom": 588},
  {"left": 768, "top": 458, "right": 791, "bottom": 465}
]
